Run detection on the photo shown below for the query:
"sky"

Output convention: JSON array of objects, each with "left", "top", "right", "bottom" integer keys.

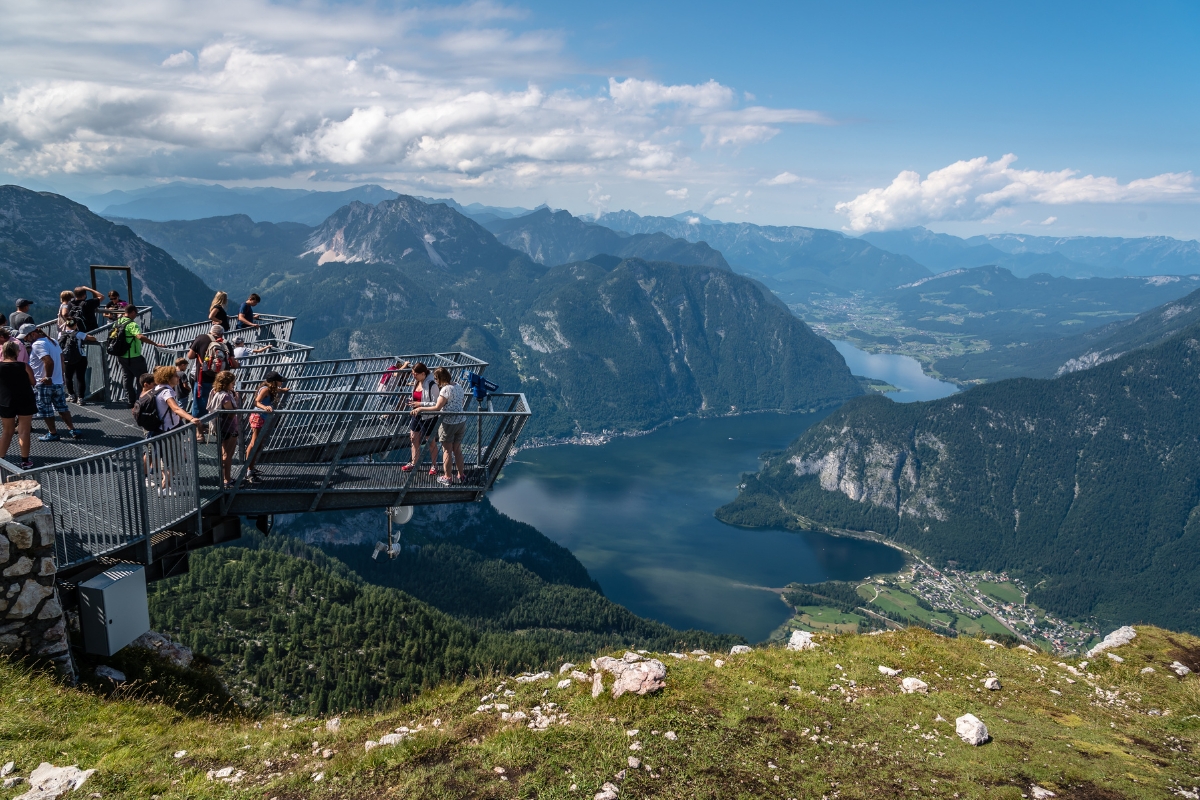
[{"left": 1, "top": 0, "right": 1197, "bottom": 238}]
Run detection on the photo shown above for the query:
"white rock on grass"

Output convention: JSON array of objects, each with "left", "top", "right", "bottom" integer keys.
[
  {"left": 713, "top": 659, "right": 725, "bottom": 668},
  {"left": 1031, "top": 785, "right": 1056, "bottom": 799},
  {"left": 94, "top": 665, "right": 125, "bottom": 682},
  {"left": 557, "top": 679, "right": 573, "bottom": 689},
  {"left": 1017, "top": 644, "right": 1037, "bottom": 653},
  {"left": 172, "top": 750, "right": 186, "bottom": 759},
  {"left": 325, "top": 717, "right": 341, "bottom": 733},
  {"left": 1171, "top": 661, "right": 1192, "bottom": 676},
  {"left": 571, "top": 670, "right": 591, "bottom": 683},
  {"left": 1141, "top": 667, "right": 1155, "bottom": 674},
  {"left": 899, "top": 677, "right": 929, "bottom": 694},
  {"left": 955, "top": 714, "right": 989, "bottom": 746},
  {"left": 786, "top": 630, "right": 816, "bottom": 651},
  {"left": 627, "top": 757, "right": 640, "bottom": 769},
  {"left": 664, "top": 731, "right": 677, "bottom": 741},
  {"left": 592, "top": 656, "right": 667, "bottom": 698},
  {"left": 1086, "top": 625, "right": 1136, "bottom": 657},
  {"left": 591, "top": 673, "right": 605, "bottom": 698},
  {"left": 1, "top": 762, "right": 13, "bottom": 777},
  {"left": 515, "top": 671, "right": 552, "bottom": 683},
  {"left": 130, "top": 630, "right": 194, "bottom": 669},
  {"left": 878, "top": 665, "right": 901, "bottom": 677},
  {"left": 594, "top": 781, "right": 620, "bottom": 800},
  {"left": 729, "top": 645, "right": 752, "bottom": 655},
  {"left": 559, "top": 662, "right": 576, "bottom": 674},
  {"left": 983, "top": 677, "right": 1001, "bottom": 691},
  {"left": 1107, "top": 653, "right": 1124, "bottom": 663},
  {"left": 982, "top": 639, "right": 1002, "bottom": 647}
]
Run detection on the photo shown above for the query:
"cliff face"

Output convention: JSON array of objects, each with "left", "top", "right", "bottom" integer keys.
[{"left": 720, "top": 323, "right": 1200, "bottom": 633}]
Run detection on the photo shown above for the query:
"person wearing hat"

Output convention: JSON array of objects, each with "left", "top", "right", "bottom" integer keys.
[
  {"left": 186, "top": 323, "right": 239, "bottom": 421},
  {"left": 232, "top": 336, "right": 272, "bottom": 360},
  {"left": 244, "top": 370, "right": 288, "bottom": 483},
  {"left": 113, "top": 305, "right": 165, "bottom": 408},
  {"left": 9, "top": 300, "right": 33, "bottom": 331},
  {"left": 21, "top": 324, "right": 80, "bottom": 441}
]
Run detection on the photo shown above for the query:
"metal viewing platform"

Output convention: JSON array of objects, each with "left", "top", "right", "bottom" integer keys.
[{"left": 6, "top": 309, "right": 530, "bottom": 587}]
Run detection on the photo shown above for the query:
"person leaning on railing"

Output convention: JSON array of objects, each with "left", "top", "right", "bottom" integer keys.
[{"left": 113, "top": 305, "right": 166, "bottom": 408}]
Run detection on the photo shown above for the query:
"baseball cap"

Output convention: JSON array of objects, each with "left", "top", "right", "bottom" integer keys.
[
  {"left": 15, "top": 299, "right": 32, "bottom": 308},
  {"left": 18, "top": 324, "right": 37, "bottom": 340},
  {"left": 264, "top": 371, "right": 286, "bottom": 383},
  {"left": 234, "top": 337, "right": 245, "bottom": 345}
]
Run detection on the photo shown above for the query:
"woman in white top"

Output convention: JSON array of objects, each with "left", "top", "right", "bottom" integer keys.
[
  {"left": 401, "top": 362, "right": 441, "bottom": 475},
  {"left": 411, "top": 366, "right": 467, "bottom": 485},
  {"left": 151, "top": 365, "right": 199, "bottom": 496}
]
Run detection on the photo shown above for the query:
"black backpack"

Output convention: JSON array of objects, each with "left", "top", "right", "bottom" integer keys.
[
  {"left": 133, "top": 389, "right": 163, "bottom": 433},
  {"left": 106, "top": 319, "right": 132, "bottom": 358},
  {"left": 58, "top": 329, "right": 83, "bottom": 364}
]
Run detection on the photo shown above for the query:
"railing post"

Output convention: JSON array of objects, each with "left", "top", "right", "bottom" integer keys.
[
  {"left": 191, "top": 425, "right": 202, "bottom": 538},
  {"left": 138, "top": 440, "right": 153, "bottom": 565}
]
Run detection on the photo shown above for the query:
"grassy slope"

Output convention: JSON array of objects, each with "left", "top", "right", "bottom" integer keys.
[{"left": 4, "top": 626, "right": 1200, "bottom": 799}]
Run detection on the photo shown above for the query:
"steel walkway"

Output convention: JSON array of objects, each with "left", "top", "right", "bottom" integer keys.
[{"left": 5, "top": 309, "right": 530, "bottom": 586}]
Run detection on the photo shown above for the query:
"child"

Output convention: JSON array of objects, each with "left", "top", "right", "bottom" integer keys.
[{"left": 245, "top": 370, "right": 289, "bottom": 483}]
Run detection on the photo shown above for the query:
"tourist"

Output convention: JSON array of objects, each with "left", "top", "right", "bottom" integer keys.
[
  {"left": 58, "top": 318, "right": 100, "bottom": 404},
  {"left": 20, "top": 324, "right": 79, "bottom": 442},
  {"left": 245, "top": 370, "right": 289, "bottom": 483},
  {"left": 112, "top": 304, "right": 165, "bottom": 408},
  {"left": 0, "top": 328, "right": 28, "bottom": 365},
  {"left": 236, "top": 293, "right": 261, "bottom": 330},
  {"left": 402, "top": 362, "right": 441, "bottom": 476},
  {"left": 411, "top": 366, "right": 468, "bottom": 485},
  {"left": 174, "top": 358, "right": 192, "bottom": 406},
  {"left": 9, "top": 300, "right": 33, "bottom": 331},
  {"left": 208, "top": 291, "right": 231, "bottom": 331},
  {"left": 72, "top": 286, "right": 104, "bottom": 332},
  {"left": 56, "top": 290, "right": 77, "bottom": 328},
  {"left": 150, "top": 365, "right": 200, "bottom": 496},
  {"left": 206, "top": 370, "right": 241, "bottom": 489},
  {"left": 102, "top": 291, "right": 128, "bottom": 321},
  {"left": 186, "top": 324, "right": 238, "bottom": 422},
  {"left": 232, "top": 336, "right": 272, "bottom": 360},
  {"left": 133, "top": 372, "right": 157, "bottom": 481},
  {"left": 0, "top": 340, "right": 36, "bottom": 470}
]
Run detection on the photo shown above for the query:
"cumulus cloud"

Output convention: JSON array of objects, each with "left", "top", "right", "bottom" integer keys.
[
  {"left": 665, "top": 187, "right": 688, "bottom": 199},
  {"left": 0, "top": 0, "right": 826, "bottom": 188},
  {"left": 762, "top": 171, "right": 800, "bottom": 185},
  {"left": 836, "top": 154, "right": 1198, "bottom": 232}
]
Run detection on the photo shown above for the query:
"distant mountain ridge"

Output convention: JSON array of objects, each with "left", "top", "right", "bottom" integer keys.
[
  {"left": 0, "top": 185, "right": 213, "bottom": 321},
  {"left": 87, "top": 183, "right": 401, "bottom": 225},
  {"left": 719, "top": 321, "right": 1200, "bottom": 634},
  {"left": 596, "top": 209, "right": 931, "bottom": 297},
  {"left": 862, "top": 226, "right": 1200, "bottom": 279},
  {"left": 485, "top": 207, "right": 731, "bottom": 270}
]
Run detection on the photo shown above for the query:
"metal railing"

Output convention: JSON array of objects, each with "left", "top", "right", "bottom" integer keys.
[
  {"left": 234, "top": 352, "right": 488, "bottom": 392},
  {"left": 33, "top": 307, "right": 155, "bottom": 404},
  {"left": 143, "top": 314, "right": 296, "bottom": 372}
]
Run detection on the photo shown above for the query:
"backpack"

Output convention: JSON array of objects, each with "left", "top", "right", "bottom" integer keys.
[
  {"left": 58, "top": 330, "right": 83, "bottom": 364},
  {"left": 202, "top": 339, "right": 229, "bottom": 375},
  {"left": 106, "top": 319, "right": 132, "bottom": 358},
  {"left": 133, "top": 389, "right": 163, "bottom": 433}
]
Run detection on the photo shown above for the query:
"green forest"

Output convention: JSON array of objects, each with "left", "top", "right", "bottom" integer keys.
[{"left": 720, "top": 322, "right": 1200, "bottom": 635}]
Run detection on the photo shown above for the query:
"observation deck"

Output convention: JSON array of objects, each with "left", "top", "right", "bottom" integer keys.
[{"left": 4, "top": 309, "right": 530, "bottom": 587}]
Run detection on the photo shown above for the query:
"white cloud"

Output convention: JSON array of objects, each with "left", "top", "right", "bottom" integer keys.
[
  {"left": 0, "top": 1, "right": 825, "bottom": 188},
  {"left": 762, "top": 171, "right": 800, "bottom": 186},
  {"left": 665, "top": 187, "right": 688, "bottom": 199},
  {"left": 836, "top": 154, "right": 1198, "bottom": 232},
  {"left": 1040, "top": 216, "right": 1057, "bottom": 225}
]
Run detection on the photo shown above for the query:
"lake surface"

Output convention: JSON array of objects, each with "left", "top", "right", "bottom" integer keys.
[
  {"left": 491, "top": 413, "right": 904, "bottom": 643},
  {"left": 833, "top": 340, "right": 959, "bottom": 402}
]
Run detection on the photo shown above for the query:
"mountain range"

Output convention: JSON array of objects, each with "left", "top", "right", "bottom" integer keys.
[
  {"left": 0, "top": 185, "right": 213, "bottom": 322},
  {"left": 719, "top": 319, "right": 1200, "bottom": 634}
]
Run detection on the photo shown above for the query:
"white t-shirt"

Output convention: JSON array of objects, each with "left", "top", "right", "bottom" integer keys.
[
  {"left": 29, "top": 337, "right": 64, "bottom": 385},
  {"left": 234, "top": 345, "right": 251, "bottom": 359},
  {"left": 154, "top": 385, "right": 182, "bottom": 431},
  {"left": 438, "top": 382, "right": 466, "bottom": 425}
]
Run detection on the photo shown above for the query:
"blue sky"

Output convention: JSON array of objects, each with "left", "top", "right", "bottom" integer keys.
[{"left": 1, "top": 0, "right": 1196, "bottom": 237}]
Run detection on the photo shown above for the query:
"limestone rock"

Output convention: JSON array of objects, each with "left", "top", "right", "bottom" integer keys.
[
  {"left": 983, "top": 677, "right": 1001, "bottom": 690},
  {"left": 1107, "top": 652, "right": 1124, "bottom": 663},
  {"left": 0, "top": 534, "right": 8, "bottom": 563},
  {"left": 878, "top": 665, "right": 901, "bottom": 677},
  {"left": 559, "top": 662, "right": 576, "bottom": 674},
  {"left": 1141, "top": 667, "right": 1155, "bottom": 674},
  {"left": 130, "top": 630, "right": 193, "bottom": 669},
  {"left": 1030, "top": 785, "right": 1056, "bottom": 799},
  {"left": 713, "top": 659, "right": 724, "bottom": 668},
  {"left": 2, "top": 557, "right": 32, "bottom": 577},
  {"left": 379, "top": 733, "right": 405, "bottom": 745},
  {"left": 1171, "top": 661, "right": 1192, "bottom": 677},
  {"left": 664, "top": 731, "right": 677, "bottom": 741},
  {"left": 729, "top": 645, "right": 752, "bottom": 655},
  {"left": 515, "top": 671, "right": 551, "bottom": 683},
  {"left": 900, "top": 677, "right": 929, "bottom": 694},
  {"left": 16, "top": 762, "right": 96, "bottom": 799},
  {"left": 4, "top": 496, "right": 43, "bottom": 520},
  {"left": 5, "top": 523, "right": 33, "bottom": 549},
  {"left": 591, "top": 673, "right": 604, "bottom": 698},
  {"left": 0, "top": 509, "right": 10, "bottom": 527},
  {"left": 594, "top": 781, "right": 620, "bottom": 800},
  {"left": 95, "top": 665, "right": 125, "bottom": 682},
  {"left": 786, "top": 630, "right": 816, "bottom": 651},
  {"left": 1086, "top": 626, "right": 1136, "bottom": 657},
  {"left": 3, "top": 776, "right": 24, "bottom": 789},
  {"left": 36, "top": 559, "right": 54, "bottom": 577},
  {"left": 593, "top": 656, "right": 667, "bottom": 698},
  {"left": 0, "top": 762, "right": 13, "bottom": 777},
  {"left": 955, "top": 714, "right": 989, "bottom": 745},
  {"left": 627, "top": 756, "right": 640, "bottom": 769},
  {"left": 325, "top": 717, "right": 341, "bottom": 733},
  {"left": 7, "top": 580, "right": 52, "bottom": 619},
  {"left": 570, "top": 670, "right": 590, "bottom": 683}
]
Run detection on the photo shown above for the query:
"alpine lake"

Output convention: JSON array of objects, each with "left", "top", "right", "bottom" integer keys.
[{"left": 491, "top": 341, "right": 958, "bottom": 643}]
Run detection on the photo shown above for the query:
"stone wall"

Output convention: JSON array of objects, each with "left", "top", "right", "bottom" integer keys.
[{"left": 0, "top": 480, "right": 73, "bottom": 679}]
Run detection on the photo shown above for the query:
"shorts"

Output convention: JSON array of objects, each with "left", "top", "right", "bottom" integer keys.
[
  {"left": 0, "top": 398, "right": 36, "bottom": 419},
  {"left": 34, "top": 384, "right": 68, "bottom": 418},
  {"left": 437, "top": 420, "right": 466, "bottom": 446},
  {"left": 409, "top": 414, "right": 439, "bottom": 438},
  {"left": 249, "top": 412, "right": 268, "bottom": 430}
]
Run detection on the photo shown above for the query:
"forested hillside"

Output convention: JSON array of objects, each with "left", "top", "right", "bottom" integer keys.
[
  {"left": 0, "top": 186, "right": 214, "bottom": 321},
  {"left": 719, "top": 322, "right": 1200, "bottom": 634}
]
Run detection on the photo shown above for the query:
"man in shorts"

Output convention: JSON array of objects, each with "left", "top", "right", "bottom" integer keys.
[{"left": 20, "top": 324, "right": 80, "bottom": 442}]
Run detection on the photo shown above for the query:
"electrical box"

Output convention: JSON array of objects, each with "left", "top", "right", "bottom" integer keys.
[{"left": 79, "top": 565, "right": 151, "bottom": 656}]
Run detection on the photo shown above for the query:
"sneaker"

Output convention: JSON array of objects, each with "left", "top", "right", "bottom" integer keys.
[
  {"left": 401, "top": 463, "right": 415, "bottom": 473},
  {"left": 245, "top": 470, "right": 262, "bottom": 484},
  {"left": 20, "top": 459, "right": 33, "bottom": 470},
  {"left": 66, "top": 429, "right": 82, "bottom": 439},
  {"left": 38, "top": 433, "right": 60, "bottom": 442},
  {"left": 65, "top": 395, "right": 76, "bottom": 404},
  {"left": 428, "top": 466, "right": 438, "bottom": 476},
  {"left": 436, "top": 475, "right": 452, "bottom": 486}
]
